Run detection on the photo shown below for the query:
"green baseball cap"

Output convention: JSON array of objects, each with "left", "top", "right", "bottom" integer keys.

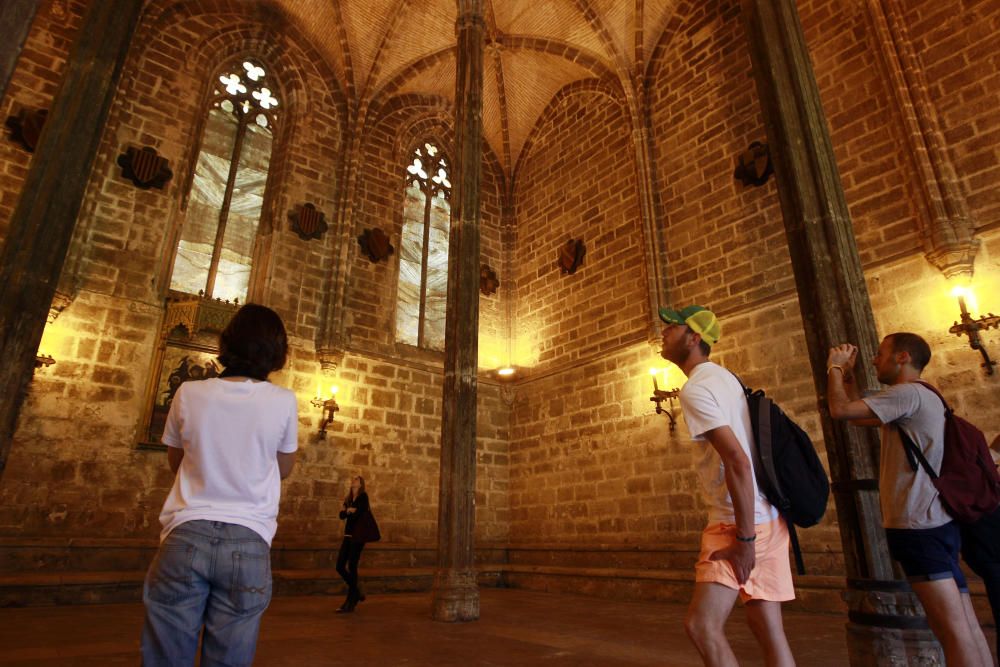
[{"left": 658, "top": 305, "right": 721, "bottom": 346}]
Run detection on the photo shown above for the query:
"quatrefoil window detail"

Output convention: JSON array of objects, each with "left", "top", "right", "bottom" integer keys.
[
  {"left": 213, "top": 60, "right": 280, "bottom": 118},
  {"left": 219, "top": 73, "right": 246, "bottom": 95},
  {"left": 252, "top": 87, "right": 278, "bottom": 109},
  {"left": 243, "top": 61, "right": 265, "bottom": 81}
]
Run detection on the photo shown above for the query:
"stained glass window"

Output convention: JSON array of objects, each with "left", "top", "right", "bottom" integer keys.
[
  {"left": 169, "top": 59, "right": 279, "bottom": 302},
  {"left": 396, "top": 142, "right": 451, "bottom": 350}
]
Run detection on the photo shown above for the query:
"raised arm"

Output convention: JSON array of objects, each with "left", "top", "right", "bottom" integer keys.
[{"left": 827, "top": 344, "right": 881, "bottom": 426}]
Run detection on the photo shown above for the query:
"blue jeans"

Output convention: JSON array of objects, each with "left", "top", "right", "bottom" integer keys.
[{"left": 141, "top": 520, "right": 272, "bottom": 667}]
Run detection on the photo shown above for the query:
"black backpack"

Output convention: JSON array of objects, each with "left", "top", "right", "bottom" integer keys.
[{"left": 732, "top": 374, "right": 831, "bottom": 574}]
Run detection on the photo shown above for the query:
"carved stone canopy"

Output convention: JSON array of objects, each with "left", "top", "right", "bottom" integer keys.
[{"left": 162, "top": 292, "right": 239, "bottom": 340}]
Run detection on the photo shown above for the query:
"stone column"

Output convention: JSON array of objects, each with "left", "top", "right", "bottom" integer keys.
[
  {"left": 867, "top": 0, "right": 978, "bottom": 279},
  {"left": 0, "top": 0, "right": 39, "bottom": 100},
  {"left": 0, "top": 1, "right": 143, "bottom": 478},
  {"left": 432, "top": 0, "right": 485, "bottom": 622},
  {"left": 740, "top": 1, "right": 943, "bottom": 664}
]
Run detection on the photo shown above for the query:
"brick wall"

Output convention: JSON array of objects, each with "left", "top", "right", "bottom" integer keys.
[
  {"left": 512, "top": 84, "right": 649, "bottom": 372},
  {"left": 903, "top": 0, "right": 1000, "bottom": 233},
  {"left": 0, "top": 0, "right": 86, "bottom": 242}
]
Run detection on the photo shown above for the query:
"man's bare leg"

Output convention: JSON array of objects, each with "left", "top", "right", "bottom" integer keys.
[
  {"left": 961, "top": 591, "right": 994, "bottom": 667},
  {"left": 745, "top": 600, "right": 795, "bottom": 667},
  {"left": 911, "top": 579, "right": 990, "bottom": 667},
  {"left": 685, "top": 582, "right": 740, "bottom": 667}
]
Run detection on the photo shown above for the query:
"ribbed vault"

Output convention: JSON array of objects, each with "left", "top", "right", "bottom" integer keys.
[{"left": 272, "top": 0, "right": 684, "bottom": 176}]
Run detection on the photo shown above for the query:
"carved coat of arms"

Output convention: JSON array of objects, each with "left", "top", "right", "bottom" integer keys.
[
  {"left": 558, "top": 239, "right": 586, "bottom": 275},
  {"left": 117, "top": 146, "right": 173, "bottom": 189},
  {"left": 290, "top": 203, "right": 328, "bottom": 241}
]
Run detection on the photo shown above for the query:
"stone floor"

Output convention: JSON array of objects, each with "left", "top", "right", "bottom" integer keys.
[
  {"left": 0, "top": 588, "right": 858, "bottom": 666},
  {"left": 0, "top": 588, "right": 992, "bottom": 666}
]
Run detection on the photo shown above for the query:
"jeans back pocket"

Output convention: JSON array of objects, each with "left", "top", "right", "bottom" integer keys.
[
  {"left": 146, "top": 543, "right": 196, "bottom": 604},
  {"left": 230, "top": 549, "right": 272, "bottom": 614}
]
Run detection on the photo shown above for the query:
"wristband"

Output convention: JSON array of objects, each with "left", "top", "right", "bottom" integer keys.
[
  {"left": 736, "top": 534, "right": 756, "bottom": 543},
  {"left": 827, "top": 364, "right": 844, "bottom": 375}
]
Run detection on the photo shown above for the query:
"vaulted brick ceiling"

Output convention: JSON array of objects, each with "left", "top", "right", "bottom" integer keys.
[{"left": 273, "top": 0, "right": 681, "bottom": 174}]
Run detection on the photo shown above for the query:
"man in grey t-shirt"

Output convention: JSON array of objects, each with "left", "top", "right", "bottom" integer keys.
[{"left": 826, "top": 332, "right": 992, "bottom": 666}]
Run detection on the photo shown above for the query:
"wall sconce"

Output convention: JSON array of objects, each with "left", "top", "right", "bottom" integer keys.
[
  {"left": 649, "top": 368, "right": 681, "bottom": 431},
  {"left": 311, "top": 385, "right": 340, "bottom": 437},
  {"left": 34, "top": 354, "right": 55, "bottom": 369},
  {"left": 949, "top": 286, "right": 1000, "bottom": 375}
]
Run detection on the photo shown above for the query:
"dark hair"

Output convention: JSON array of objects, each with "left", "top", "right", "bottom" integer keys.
[
  {"left": 686, "top": 326, "right": 712, "bottom": 357},
  {"left": 217, "top": 304, "right": 288, "bottom": 381},
  {"left": 888, "top": 332, "right": 931, "bottom": 371},
  {"left": 344, "top": 476, "right": 366, "bottom": 506}
]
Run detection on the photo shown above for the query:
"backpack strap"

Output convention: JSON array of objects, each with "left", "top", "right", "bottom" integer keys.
[
  {"left": 727, "top": 371, "right": 783, "bottom": 499},
  {"left": 912, "top": 380, "right": 951, "bottom": 414},
  {"left": 897, "top": 424, "right": 939, "bottom": 480},
  {"left": 756, "top": 395, "right": 785, "bottom": 501},
  {"left": 787, "top": 522, "right": 806, "bottom": 575}
]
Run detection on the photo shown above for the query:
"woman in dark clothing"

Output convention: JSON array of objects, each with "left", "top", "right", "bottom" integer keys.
[{"left": 336, "top": 475, "right": 374, "bottom": 613}]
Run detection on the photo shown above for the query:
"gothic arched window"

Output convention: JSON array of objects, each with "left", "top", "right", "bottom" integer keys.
[
  {"left": 169, "top": 59, "right": 279, "bottom": 302},
  {"left": 395, "top": 142, "right": 451, "bottom": 350}
]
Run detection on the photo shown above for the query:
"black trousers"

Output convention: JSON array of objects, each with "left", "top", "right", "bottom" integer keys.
[
  {"left": 962, "top": 508, "right": 1000, "bottom": 659},
  {"left": 336, "top": 538, "right": 365, "bottom": 597}
]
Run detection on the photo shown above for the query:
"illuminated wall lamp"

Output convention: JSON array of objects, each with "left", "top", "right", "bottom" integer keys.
[
  {"left": 949, "top": 286, "right": 1000, "bottom": 375},
  {"left": 35, "top": 354, "right": 55, "bottom": 369},
  {"left": 311, "top": 385, "right": 340, "bottom": 437},
  {"left": 649, "top": 368, "right": 681, "bottom": 431}
]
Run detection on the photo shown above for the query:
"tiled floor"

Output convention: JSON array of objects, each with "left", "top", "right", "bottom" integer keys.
[{"left": 0, "top": 588, "right": 983, "bottom": 666}]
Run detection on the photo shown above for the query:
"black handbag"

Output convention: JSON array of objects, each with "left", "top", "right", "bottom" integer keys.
[{"left": 352, "top": 509, "right": 381, "bottom": 543}]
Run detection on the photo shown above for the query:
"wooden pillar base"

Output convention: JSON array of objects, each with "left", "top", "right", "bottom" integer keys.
[
  {"left": 842, "top": 588, "right": 944, "bottom": 665},
  {"left": 431, "top": 568, "right": 479, "bottom": 622}
]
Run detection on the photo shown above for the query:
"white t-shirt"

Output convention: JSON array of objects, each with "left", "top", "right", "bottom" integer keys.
[
  {"left": 159, "top": 377, "right": 299, "bottom": 544},
  {"left": 862, "top": 382, "right": 950, "bottom": 530},
  {"left": 679, "top": 362, "right": 779, "bottom": 525}
]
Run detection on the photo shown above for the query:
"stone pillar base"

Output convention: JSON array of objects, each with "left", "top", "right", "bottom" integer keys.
[{"left": 431, "top": 568, "right": 479, "bottom": 622}]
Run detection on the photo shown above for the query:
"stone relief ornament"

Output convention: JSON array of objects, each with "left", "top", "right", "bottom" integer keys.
[
  {"left": 117, "top": 145, "right": 173, "bottom": 189},
  {"left": 480, "top": 264, "right": 499, "bottom": 296},
  {"left": 558, "top": 239, "right": 586, "bottom": 275},
  {"left": 358, "top": 227, "right": 394, "bottom": 263},
  {"left": 5, "top": 108, "right": 48, "bottom": 152},
  {"left": 289, "top": 203, "right": 328, "bottom": 241},
  {"left": 734, "top": 141, "right": 774, "bottom": 187}
]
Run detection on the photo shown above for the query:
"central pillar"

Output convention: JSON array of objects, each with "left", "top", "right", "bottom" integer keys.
[
  {"left": 432, "top": 0, "right": 485, "bottom": 622},
  {"left": 740, "top": 1, "right": 943, "bottom": 664}
]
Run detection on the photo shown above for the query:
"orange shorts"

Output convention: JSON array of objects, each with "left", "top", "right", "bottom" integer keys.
[{"left": 694, "top": 517, "right": 795, "bottom": 603}]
